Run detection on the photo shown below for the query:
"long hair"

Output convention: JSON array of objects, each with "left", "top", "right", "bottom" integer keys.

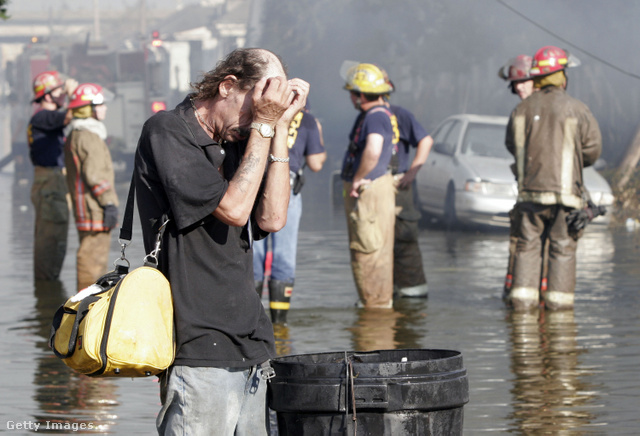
[{"left": 190, "top": 48, "right": 286, "bottom": 100}]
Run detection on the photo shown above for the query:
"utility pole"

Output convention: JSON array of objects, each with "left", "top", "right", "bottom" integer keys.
[
  {"left": 139, "top": 0, "right": 147, "bottom": 40},
  {"left": 93, "top": 0, "right": 102, "bottom": 42}
]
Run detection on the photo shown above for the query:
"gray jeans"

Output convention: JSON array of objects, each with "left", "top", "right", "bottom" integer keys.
[{"left": 157, "top": 364, "right": 270, "bottom": 436}]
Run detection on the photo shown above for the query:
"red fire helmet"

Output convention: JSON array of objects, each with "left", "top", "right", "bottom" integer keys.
[
  {"left": 498, "top": 55, "right": 533, "bottom": 82},
  {"left": 530, "top": 46, "right": 571, "bottom": 77},
  {"left": 68, "top": 83, "right": 114, "bottom": 109},
  {"left": 32, "top": 71, "right": 65, "bottom": 101}
]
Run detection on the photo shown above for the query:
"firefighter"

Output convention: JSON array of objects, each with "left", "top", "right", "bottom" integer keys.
[
  {"left": 341, "top": 63, "right": 397, "bottom": 309},
  {"left": 64, "top": 83, "right": 119, "bottom": 291},
  {"left": 505, "top": 46, "right": 602, "bottom": 311},
  {"left": 499, "top": 55, "right": 538, "bottom": 300},
  {"left": 27, "top": 71, "right": 77, "bottom": 280},
  {"left": 380, "top": 70, "right": 433, "bottom": 298},
  {"left": 498, "top": 54, "right": 535, "bottom": 100}
]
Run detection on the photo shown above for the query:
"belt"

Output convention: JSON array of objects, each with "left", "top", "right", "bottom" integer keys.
[{"left": 34, "top": 166, "right": 65, "bottom": 175}]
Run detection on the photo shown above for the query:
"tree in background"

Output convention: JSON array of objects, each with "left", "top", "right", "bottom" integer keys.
[{"left": 1, "top": 0, "right": 8, "bottom": 20}]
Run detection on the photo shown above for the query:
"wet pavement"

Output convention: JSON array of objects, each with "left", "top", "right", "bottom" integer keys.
[{"left": 1, "top": 172, "right": 639, "bottom": 434}]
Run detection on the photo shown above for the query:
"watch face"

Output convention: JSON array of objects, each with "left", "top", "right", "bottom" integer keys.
[
  {"left": 251, "top": 122, "right": 274, "bottom": 138},
  {"left": 260, "top": 124, "right": 274, "bottom": 137}
]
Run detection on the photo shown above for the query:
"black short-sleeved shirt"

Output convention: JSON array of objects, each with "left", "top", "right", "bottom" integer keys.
[
  {"left": 134, "top": 96, "right": 275, "bottom": 368},
  {"left": 27, "top": 109, "right": 67, "bottom": 167}
]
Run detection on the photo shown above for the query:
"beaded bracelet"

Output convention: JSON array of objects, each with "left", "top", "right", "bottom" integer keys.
[{"left": 268, "top": 154, "right": 290, "bottom": 163}]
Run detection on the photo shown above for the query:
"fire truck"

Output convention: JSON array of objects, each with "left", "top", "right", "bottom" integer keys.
[
  {"left": 3, "top": 31, "right": 194, "bottom": 180},
  {"left": 2, "top": 0, "right": 252, "bottom": 180}
]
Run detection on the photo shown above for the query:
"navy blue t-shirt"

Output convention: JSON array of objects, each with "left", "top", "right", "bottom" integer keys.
[
  {"left": 287, "top": 110, "right": 324, "bottom": 173},
  {"left": 389, "top": 104, "right": 429, "bottom": 174},
  {"left": 341, "top": 105, "right": 394, "bottom": 182},
  {"left": 27, "top": 109, "right": 67, "bottom": 167}
]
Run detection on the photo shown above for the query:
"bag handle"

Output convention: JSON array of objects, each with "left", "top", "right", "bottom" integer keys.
[
  {"left": 49, "top": 295, "right": 99, "bottom": 358},
  {"left": 48, "top": 270, "right": 123, "bottom": 358}
]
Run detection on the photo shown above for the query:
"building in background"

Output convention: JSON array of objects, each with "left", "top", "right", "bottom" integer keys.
[{"left": 0, "top": 0, "right": 253, "bottom": 178}]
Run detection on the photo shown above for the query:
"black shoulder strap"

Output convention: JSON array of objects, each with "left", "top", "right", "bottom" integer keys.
[
  {"left": 118, "top": 170, "right": 170, "bottom": 268},
  {"left": 118, "top": 171, "right": 136, "bottom": 242}
]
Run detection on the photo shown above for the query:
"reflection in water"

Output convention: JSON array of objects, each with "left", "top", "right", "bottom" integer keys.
[
  {"left": 349, "top": 308, "right": 401, "bottom": 351},
  {"left": 348, "top": 298, "right": 427, "bottom": 351},
  {"left": 273, "top": 324, "right": 293, "bottom": 357},
  {"left": 3, "top": 169, "right": 640, "bottom": 433},
  {"left": 576, "top": 228, "right": 615, "bottom": 304},
  {"left": 507, "top": 310, "right": 596, "bottom": 433},
  {"left": 30, "top": 279, "right": 119, "bottom": 433},
  {"left": 392, "top": 298, "right": 428, "bottom": 350}
]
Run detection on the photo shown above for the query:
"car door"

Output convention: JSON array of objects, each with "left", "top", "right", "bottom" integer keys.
[
  {"left": 416, "top": 120, "right": 452, "bottom": 212},
  {"left": 419, "top": 120, "right": 462, "bottom": 214}
]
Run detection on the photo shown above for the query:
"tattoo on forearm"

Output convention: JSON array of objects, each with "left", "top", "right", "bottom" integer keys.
[{"left": 234, "top": 151, "right": 261, "bottom": 193}]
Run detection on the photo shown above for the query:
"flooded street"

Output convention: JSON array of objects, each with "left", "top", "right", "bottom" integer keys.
[{"left": 1, "top": 172, "right": 639, "bottom": 435}]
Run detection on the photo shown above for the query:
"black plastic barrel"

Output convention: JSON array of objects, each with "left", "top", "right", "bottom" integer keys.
[{"left": 268, "top": 349, "right": 469, "bottom": 436}]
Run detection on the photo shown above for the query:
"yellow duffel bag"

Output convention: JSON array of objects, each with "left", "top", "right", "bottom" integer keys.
[{"left": 49, "top": 266, "right": 174, "bottom": 377}]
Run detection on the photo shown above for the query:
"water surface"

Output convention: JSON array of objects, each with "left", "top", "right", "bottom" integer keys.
[{"left": 1, "top": 173, "right": 639, "bottom": 434}]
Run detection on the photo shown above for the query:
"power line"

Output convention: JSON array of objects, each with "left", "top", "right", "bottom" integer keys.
[{"left": 496, "top": 0, "right": 640, "bottom": 80}]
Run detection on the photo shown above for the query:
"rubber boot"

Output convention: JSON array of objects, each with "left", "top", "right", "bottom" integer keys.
[
  {"left": 544, "top": 290, "right": 574, "bottom": 311},
  {"left": 507, "top": 286, "right": 540, "bottom": 311},
  {"left": 255, "top": 280, "right": 264, "bottom": 298},
  {"left": 269, "top": 280, "right": 293, "bottom": 324}
]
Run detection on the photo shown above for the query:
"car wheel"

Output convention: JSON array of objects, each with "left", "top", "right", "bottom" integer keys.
[{"left": 444, "top": 183, "right": 457, "bottom": 229}]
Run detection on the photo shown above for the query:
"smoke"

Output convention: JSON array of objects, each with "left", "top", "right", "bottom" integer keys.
[{"left": 259, "top": 0, "right": 640, "bottom": 170}]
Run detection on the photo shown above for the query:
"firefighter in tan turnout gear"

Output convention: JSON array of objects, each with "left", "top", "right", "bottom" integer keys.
[
  {"left": 64, "top": 83, "right": 119, "bottom": 291},
  {"left": 504, "top": 45, "right": 602, "bottom": 311},
  {"left": 340, "top": 63, "right": 397, "bottom": 309}
]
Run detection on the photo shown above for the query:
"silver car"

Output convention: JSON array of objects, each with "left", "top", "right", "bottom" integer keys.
[{"left": 415, "top": 114, "right": 614, "bottom": 228}]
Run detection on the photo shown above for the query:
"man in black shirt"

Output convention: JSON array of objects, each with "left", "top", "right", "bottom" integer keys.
[
  {"left": 134, "top": 48, "right": 308, "bottom": 435},
  {"left": 27, "top": 71, "right": 77, "bottom": 280}
]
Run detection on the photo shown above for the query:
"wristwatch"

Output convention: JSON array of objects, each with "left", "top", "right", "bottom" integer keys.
[{"left": 250, "top": 122, "right": 275, "bottom": 138}]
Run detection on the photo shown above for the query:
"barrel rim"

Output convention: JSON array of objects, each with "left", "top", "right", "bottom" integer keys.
[{"left": 271, "top": 348, "right": 464, "bottom": 366}]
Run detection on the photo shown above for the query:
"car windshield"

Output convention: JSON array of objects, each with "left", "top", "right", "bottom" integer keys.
[{"left": 460, "top": 123, "right": 511, "bottom": 159}]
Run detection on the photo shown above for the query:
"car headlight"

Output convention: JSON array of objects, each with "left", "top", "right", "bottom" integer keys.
[{"left": 464, "top": 179, "right": 517, "bottom": 197}]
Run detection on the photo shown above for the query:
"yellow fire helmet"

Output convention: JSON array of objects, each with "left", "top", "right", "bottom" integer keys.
[{"left": 342, "top": 62, "right": 394, "bottom": 95}]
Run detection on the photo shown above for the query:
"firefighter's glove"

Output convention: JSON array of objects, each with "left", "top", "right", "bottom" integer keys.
[
  {"left": 586, "top": 200, "right": 607, "bottom": 220},
  {"left": 103, "top": 204, "right": 119, "bottom": 230},
  {"left": 566, "top": 208, "right": 590, "bottom": 233}
]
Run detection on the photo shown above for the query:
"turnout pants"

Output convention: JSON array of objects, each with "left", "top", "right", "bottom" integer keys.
[
  {"left": 76, "top": 230, "right": 111, "bottom": 291},
  {"left": 343, "top": 173, "right": 395, "bottom": 308},
  {"left": 504, "top": 204, "right": 549, "bottom": 296},
  {"left": 31, "top": 166, "right": 69, "bottom": 280},
  {"left": 393, "top": 176, "right": 427, "bottom": 292},
  {"left": 510, "top": 203, "right": 578, "bottom": 310}
]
